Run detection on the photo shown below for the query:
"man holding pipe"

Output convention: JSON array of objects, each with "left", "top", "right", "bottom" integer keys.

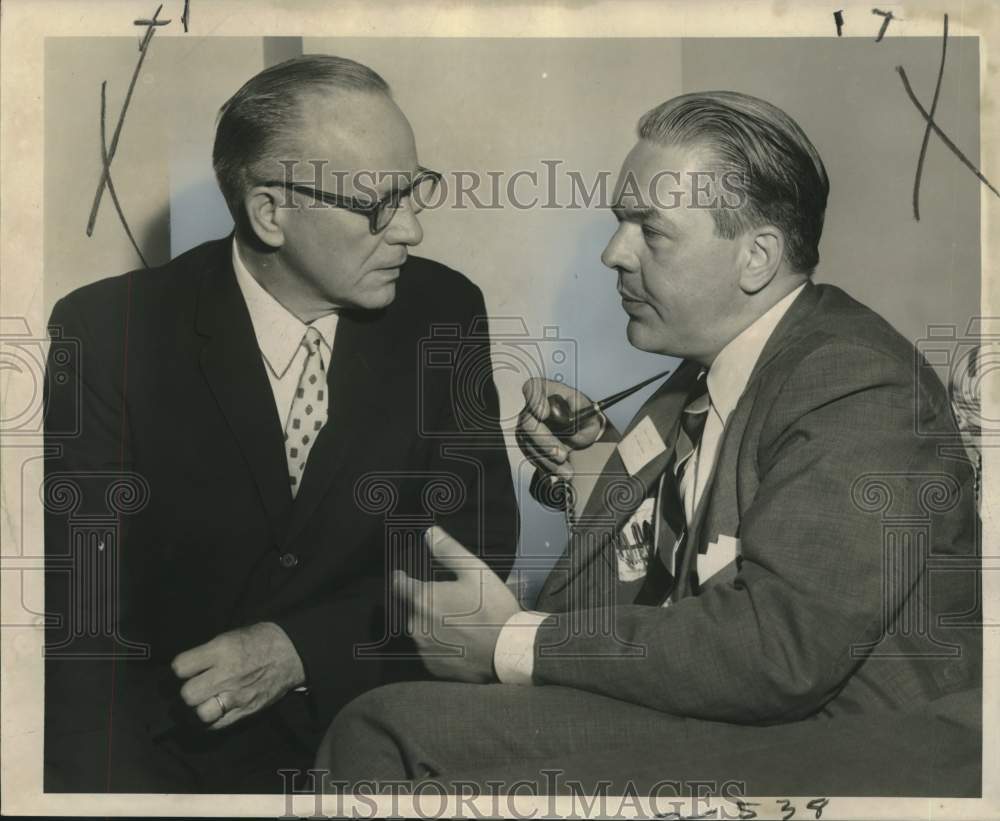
[{"left": 317, "top": 91, "right": 980, "bottom": 797}]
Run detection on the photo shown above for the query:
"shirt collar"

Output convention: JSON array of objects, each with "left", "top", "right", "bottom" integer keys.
[
  {"left": 231, "top": 238, "right": 339, "bottom": 378},
  {"left": 706, "top": 284, "right": 806, "bottom": 423}
]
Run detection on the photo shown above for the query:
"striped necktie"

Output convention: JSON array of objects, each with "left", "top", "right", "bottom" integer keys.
[
  {"left": 644, "top": 372, "right": 711, "bottom": 603},
  {"left": 674, "top": 371, "right": 710, "bottom": 484},
  {"left": 674, "top": 371, "right": 711, "bottom": 515}
]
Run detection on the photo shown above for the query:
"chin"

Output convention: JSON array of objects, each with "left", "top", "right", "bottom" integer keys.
[
  {"left": 365, "top": 282, "right": 398, "bottom": 309},
  {"left": 625, "top": 317, "right": 654, "bottom": 352},
  {"left": 626, "top": 317, "right": 673, "bottom": 355}
]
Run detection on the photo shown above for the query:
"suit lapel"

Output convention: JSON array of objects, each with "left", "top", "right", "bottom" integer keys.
[
  {"left": 195, "top": 242, "right": 293, "bottom": 547},
  {"left": 682, "top": 281, "right": 824, "bottom": 592},
  {"left": 581, "top": 358, "right": 701, "bottom": 526},
  {"left": 538, "top": 359, "right": 700, "bottom": 604}
]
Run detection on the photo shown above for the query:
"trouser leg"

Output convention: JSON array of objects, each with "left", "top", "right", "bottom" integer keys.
[
  {"left": 316, "top": 680, "right": 687, "bottom": 789},
  {"left": 316, "top": 681, "right": 982, "bottom": 798}
]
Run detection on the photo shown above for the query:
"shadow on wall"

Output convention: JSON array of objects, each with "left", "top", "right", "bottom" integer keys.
[
  {"left": 86, "top": 178, "right": 230, "bottom": 272},
  {"left": 170, "top": 178, "right": 235, "bottom": 256},
  {"left": 134, "top": 200, "right": 171, "bottom": 270}
]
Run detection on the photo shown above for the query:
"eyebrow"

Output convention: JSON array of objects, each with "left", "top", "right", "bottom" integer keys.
[
  {"left": 611, "top": 205, "right": 676, "bottom": 233},
  {"left": 376, "top": 166, "right": 426, "bottom": 198},
  {"left": 611, "top": 205, "right": 656, "bottom": 223}
]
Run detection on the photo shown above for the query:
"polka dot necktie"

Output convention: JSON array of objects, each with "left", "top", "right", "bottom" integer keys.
[{"left": 285, "top": 326, "right": 328, "bottom": 497}]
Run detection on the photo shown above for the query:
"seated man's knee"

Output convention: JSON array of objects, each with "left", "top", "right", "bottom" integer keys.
[{"left": 318, "top": 684, "right": 412, "bottom": 764}]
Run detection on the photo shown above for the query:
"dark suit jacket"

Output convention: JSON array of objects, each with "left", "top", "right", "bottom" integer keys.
[
  {"left": 533, "top": 282, "right": 980, "bottom": 729},
  {"left": 43, "top": 237, "right": 518, "bottom": 791}
]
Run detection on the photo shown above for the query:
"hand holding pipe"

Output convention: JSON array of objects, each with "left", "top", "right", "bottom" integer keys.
[{"left": 545, "top": 370, "right": 671, "bottom": 436}]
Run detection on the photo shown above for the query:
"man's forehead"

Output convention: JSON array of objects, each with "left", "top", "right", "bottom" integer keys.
[
  {"left": 295, "top": 89, "right": 419, "bottom": 188},
  {"left": 611, "top": 139, "right": 709, "bottom": 211}
]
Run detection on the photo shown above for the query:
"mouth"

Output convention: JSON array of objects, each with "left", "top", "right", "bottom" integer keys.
[
  {"left": 373, "top": 252, "right": 408, "bottom": 270},
  {"left": 618, "top": 288, "right": 645, "bottom": 305}
]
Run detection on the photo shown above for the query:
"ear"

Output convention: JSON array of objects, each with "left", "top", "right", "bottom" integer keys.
[
  {"left": 243, "top": 185, "right": 289, "bottom": 250},
  {"left": 738, "top": 225, "right": 784, "bottom": 294}
]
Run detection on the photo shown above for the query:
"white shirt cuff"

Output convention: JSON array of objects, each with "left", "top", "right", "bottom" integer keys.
[{"left": 493, "top": 610, "right": 549, "bottom": 685}]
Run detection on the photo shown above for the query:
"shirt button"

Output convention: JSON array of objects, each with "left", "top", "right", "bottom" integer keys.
[{"left": 279, "top": 552, "right": 299, "bottom": 568}]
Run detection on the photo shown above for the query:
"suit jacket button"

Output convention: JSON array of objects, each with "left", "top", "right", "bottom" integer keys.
[{"left": 279, "top": 552, "right": 299, "bottom": 568}]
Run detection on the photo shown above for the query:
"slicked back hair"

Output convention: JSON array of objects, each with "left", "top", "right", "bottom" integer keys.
[
  {"left": 212, "top": 54, "right": 391, "bottom": 219},
  {"left": 638, "top": 91, "right": 829, "bottom": 274}
]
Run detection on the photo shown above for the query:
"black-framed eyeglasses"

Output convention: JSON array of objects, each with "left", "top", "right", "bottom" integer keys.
[{"left": 263, "top": 168, "right": 442, "bottom": 235}]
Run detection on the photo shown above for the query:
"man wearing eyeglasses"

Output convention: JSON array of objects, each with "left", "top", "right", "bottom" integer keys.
[{"left": 43, "top": 55, "right": 518, "bottom": 793}]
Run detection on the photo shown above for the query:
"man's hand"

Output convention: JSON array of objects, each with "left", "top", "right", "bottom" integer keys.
[
  {"left": 171, "top": 621, "right": 305, "bottom": 730},
  {"left": 394, "top": 526, "right": 522, "bottom": 683},
  {"left": 517, "top": 377, "right": 605, "bottom": 480}
]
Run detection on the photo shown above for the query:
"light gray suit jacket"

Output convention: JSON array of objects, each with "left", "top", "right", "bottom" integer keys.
[{"left": 532, "top": 281, "right": 980, "bottom": 725}]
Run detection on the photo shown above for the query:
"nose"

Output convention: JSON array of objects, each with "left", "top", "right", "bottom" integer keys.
[
  {"left": 601, "top": 223, "right": 639, "bottom": 273},
  {"left": 384, "top": 202, "right": 424, "bottom": 247}
]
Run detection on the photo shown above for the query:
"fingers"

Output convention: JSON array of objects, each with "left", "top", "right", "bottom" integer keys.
[
  {"left": 392, "top": 569, "right": 427, "bottom": 637},
  {"left": 204, "top": 689, "right": 255, "bottom": 731},
  {"left": 522, "top": 378, "right": 592, "bottom": 414},
  {"left": 170, "top": 638, "right": 218, "bottom": 680},
  {"left": 193, "top": 688, "right": 247, "bottom": 725},
  {"left": 179, "top": 660, "right": 262, "bottom": 709},
  {"left": 392, "top": 568, "right": 421, "bottom": 603},
  {"left": 423, "top": 526, "right": 488, "bottom": 579},
  {"left": 179, "top": 667, "right": 225, "bottom": 708},
  {"left": 193, "top": 691, "right": 229, "bottom": 724},
  {"left": 210, "top": 706, "right": 248, "bottom": 731},
  {"left": 521, "top": 378, "right": 551, "bottom": 420},
  {"left": 193, "top": 682, "right": 275, "bottom": 730},
  {"left": 174, "top": 626, "right": 294, "bottom": 732},
  {"left": 566, "top": 411, "right": 607, "bottom": 450},
  {"left": 516, "top": 410, "right": 572, "bottom": 478},
  {"left": 518, "top": 378, "right": 597, "bottom": 477}
]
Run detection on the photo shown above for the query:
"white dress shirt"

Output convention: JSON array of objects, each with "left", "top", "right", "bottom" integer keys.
[
  {"left": 494, "top": 284, "right": 807, "bottom": 685},
  {"left": 231, "top": 240, "right": 340, "bottom": 432}
]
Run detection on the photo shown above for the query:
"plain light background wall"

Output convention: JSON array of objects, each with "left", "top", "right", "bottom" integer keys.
[
  {"left": 44, "top": 37, "right": 259, "bottom": 304},
  {"left": 44, "top": 37, "right": 981, "bottom": 596}
]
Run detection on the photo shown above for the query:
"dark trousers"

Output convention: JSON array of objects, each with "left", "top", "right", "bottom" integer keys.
[
  {"left": 45, "top": 696, "right": 317, "bottom": 794},
  {"left": 317, "top": 682, "right": 981, "bottom": 798}
]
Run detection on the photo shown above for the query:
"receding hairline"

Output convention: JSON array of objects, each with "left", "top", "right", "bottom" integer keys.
[
  {"left": 292, "top": 84, "right": 403, "bottom": 129},
  {"left": 260, "top": 86, "right": 419, "bottom": 199},
  {"left": 288, "top": 87, "right": 416, "bottom": 161}
]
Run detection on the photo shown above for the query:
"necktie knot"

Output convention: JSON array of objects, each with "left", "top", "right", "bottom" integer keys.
[
  {"left": 680, "top": 372, "right": 710, "bottom": 446},
  {"left": 302, "top": 326, "right": 323, "bottom": 355}
]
